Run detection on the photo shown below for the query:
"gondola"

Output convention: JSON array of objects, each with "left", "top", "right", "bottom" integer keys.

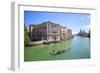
[
  {"left": 50, "top": 48, "right": 70, "bottom": 56},
  {"left": 43, "top": 42, "right": 50, "bottom": 45}
]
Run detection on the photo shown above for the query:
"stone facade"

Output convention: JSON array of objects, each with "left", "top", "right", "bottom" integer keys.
[{"left": 29, "top": 21, "right": 72, "bottom": 41}]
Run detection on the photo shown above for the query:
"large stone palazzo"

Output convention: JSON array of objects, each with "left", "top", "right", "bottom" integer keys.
[{"left": 29, "top": 21, "right": 72, "bottom": 41}]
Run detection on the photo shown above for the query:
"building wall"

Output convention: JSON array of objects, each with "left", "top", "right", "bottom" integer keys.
[{"left": 29, "top": 21, "right": 72, "bottom": 41}]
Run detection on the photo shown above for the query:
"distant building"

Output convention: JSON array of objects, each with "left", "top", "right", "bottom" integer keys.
[
  {"left": 67, "top": 29, "right": 72, "bottom": 39},
  {"left": 29, "top": 21, "right": 72, "bottom": 41},
  {"left": 77, "top": 29, "right": 90, "bottom": 38}
]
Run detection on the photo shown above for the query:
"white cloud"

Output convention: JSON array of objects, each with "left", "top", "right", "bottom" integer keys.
[
  {"left": 81, "top": 17, "right": 85, "bottom": 21},
  {"left": 82, "top": 25, "right": 90, "bottom": 32},
  {"left": 84, "top": 25, "right": 90, "bottom": 29},
  {"left": 81, "top": 15, "right": 90, "bottom": 21}
]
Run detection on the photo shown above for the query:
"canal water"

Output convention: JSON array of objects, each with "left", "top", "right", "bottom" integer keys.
[{"left": 24, "top": 36, "right": 90, "bottom": 61}]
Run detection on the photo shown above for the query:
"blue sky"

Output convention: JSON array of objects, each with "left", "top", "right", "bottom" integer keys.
[{"left": 24, "top": 11, "right": 90, "bottom": 34}]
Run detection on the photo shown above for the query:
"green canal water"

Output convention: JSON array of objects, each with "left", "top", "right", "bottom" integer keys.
[{"left": 24, "top": 36, "right": 90, "bottom": 61}]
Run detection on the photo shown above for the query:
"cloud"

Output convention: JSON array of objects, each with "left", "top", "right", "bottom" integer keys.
[
  {"left": 81, "top": 17, "right": 85, "bottom": 21},
  {"left": 84, "top": 25, "right": 90, "bottom": 29},
  {"left": 82, "top": 25, "right": 90, "bottom": 32},
  {"left": 81, "top": 15, "right": 90, "bottom": 21}
]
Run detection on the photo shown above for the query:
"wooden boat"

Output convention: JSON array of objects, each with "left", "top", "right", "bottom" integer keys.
[
  {"left": 50, "top": 48, "right": 70, "bottom": 56},
  {"left": 43, "top": 42, "right": 50, "bottom": 45},
  {"left": 50, "top": 49, "right": 65, "bottom": 55}
]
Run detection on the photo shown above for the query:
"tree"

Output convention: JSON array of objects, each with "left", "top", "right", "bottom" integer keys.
[{"left": 24, "top": 24, "right": 30, "bottom": 46}]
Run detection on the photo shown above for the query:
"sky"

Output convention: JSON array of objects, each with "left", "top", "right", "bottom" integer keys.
[{"left": 24, "top": 11, "right": 90, "bottom": 34}]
